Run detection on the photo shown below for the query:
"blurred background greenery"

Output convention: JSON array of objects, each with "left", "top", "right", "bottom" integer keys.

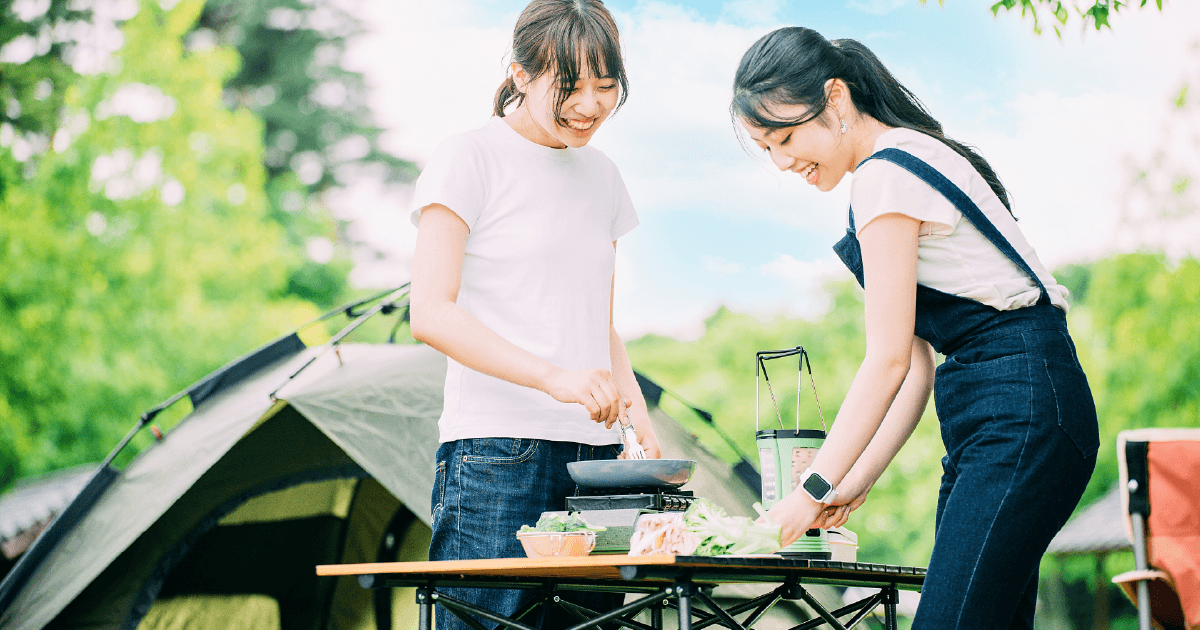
[{"left": 1, "top": 0, "right": 1194, "bottom": 628}]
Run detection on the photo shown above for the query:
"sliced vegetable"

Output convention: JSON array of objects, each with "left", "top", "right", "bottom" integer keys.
[
  {"left": 628, "top": 499, "right": 782, "bottom": 556},
  {"left": 683, "top": 498, "right": 781, "bottom": 556},
  {"left": 517, "top": 512, "right": 606, "bottom": 534}
]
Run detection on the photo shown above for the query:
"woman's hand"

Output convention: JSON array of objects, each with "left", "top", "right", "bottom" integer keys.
[
  {"left": 620, "top": 405, "right": 662, "bottom": 459},
  {"left": 766, "top": 490, "right": 829, "bottom": 547},
  {"left": 814, "top": 475, "right": 874, "bottom": 529},
  {"left": 543, "top": 367, "right": 625, "bottom": 428},
  {"left": 814, "top": 487, "right": 871, "bottom": 529}
]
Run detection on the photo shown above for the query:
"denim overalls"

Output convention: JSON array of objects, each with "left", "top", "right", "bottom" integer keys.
[{"left": 834, "top": 148, "right": 1099, "bottom": 629}]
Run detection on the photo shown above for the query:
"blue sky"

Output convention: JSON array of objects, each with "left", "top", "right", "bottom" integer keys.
[{"left": 344, "top": 0, "right": 1199, "bottom": 338}]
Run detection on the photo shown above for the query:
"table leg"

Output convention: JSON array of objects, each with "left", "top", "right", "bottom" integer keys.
[
  {"left": 675, "top": 581, "right": 693, "bottom": 630},
  {"left": 794, "top": 585, "right": 849, "bottom": 630},
  {"left": 650, "top": 600, "right": 663, "bottom": 630},
  {"left": 883, "top": 585, "right": 898, "bottom": 630},
  {"left": 416, "top": 586, "right": 433, "bottom": 630}
]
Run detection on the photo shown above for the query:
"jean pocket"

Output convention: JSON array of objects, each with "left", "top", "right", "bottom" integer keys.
[
  {"left": 431, "top": 461, "right": 447, "bottom": 520},
  {"left": 1044, "top": 360, "right": 1100, "bottom": 459},
  {"left": 463, "top": 437, "right": 539, "bottom": 465},
  {"left": 945, "top": 337, "right": 1024, "bottom": 367}
]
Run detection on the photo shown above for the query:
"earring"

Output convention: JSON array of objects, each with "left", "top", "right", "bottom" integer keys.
[{"left": 840, "top": 121, "right": 848, "bottom": 134}]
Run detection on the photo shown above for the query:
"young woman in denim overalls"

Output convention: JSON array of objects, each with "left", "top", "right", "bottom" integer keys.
[{"left": 731, "top": 27, "right": 1099, "bottom": 629}]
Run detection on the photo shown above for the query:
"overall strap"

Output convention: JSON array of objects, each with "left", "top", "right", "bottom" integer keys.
[{"left": 857, "top": 147, "right": 1051, "bottom": 306}]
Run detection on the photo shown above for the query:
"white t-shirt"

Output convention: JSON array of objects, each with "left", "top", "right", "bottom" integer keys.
[
  {"left": 850, "top": 128, "right": 1069, "bottom": 312},
  {"left": 410, "top": 117, "right": 638, "bottom": 445}
]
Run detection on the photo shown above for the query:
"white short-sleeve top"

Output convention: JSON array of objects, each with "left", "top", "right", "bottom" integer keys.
[
  {"left": 850, "top": 128, "right": 1069, "bottom": 312},
  {"left": 411, "top": 117, "right": 637, "bottom": 446}
]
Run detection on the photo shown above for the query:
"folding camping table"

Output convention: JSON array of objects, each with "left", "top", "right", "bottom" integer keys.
[{"left": 316, "top": 555, "right": 925, "bottom": 630}]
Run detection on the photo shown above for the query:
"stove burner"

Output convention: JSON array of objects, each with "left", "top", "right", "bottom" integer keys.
[{"left": 566, "top": 488, "right": 695, "bottom": 512}]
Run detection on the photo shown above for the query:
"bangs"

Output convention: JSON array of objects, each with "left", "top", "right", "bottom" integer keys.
[
  {"left": 731, "top": 89, "right": 823, "bottom": 131},
  {"left": 540, "top": 10, "right": 628, "bottom": 117}
]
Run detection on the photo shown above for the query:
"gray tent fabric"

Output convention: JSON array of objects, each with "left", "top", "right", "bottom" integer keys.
[
  {"left": 0, "top": 341, "right": 833, "bottom": 629},
  {"left": 651, "top": 405, "right": 761, "bottom": 518},
  {"left": 280, "top": 344, "right": 445, "bottom": 525}
]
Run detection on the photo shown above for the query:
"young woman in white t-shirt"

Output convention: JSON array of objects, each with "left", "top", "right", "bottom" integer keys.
[
  {"left": 731, "top": 28, "right": 1098, "bottom": 629},
  {"left": 408, "top": 1, "right": 660, "bottom": 627}
]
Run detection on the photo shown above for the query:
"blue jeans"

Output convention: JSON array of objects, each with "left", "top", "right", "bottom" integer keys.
[
  {"left": 429, "top": 438, "right": 622, "bottom": 630},
  {"left": 914, "top": 329, "right": 1098, "bottom": 629}
]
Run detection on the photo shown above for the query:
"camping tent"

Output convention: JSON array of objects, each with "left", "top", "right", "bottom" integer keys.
[
  {"left": 0, "top": 341, "right": 448, "bottom": 630},
  {"left": 0, "top": 324, "right": 836, "bottom": 628}
]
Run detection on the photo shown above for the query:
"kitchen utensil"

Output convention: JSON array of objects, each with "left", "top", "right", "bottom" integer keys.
[
  {"left": 616, "top": 397, "right": 646, "bottom": 459},
  {"left": 566, "top": 459, "right": 696, "bottom": 489}
]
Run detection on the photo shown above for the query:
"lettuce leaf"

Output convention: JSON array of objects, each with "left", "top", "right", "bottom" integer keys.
[
  {"left": 518, "top": 512, "right": 606, "bottom": 533},
  {"left": 683, "top": 498, "right": 781, "bottom": 556}
]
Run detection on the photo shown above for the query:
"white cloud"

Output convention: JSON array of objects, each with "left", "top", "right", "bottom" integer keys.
[
  {"left": 595, "top": 4, "right": 848, "bottom": 229},
  {"left": 759, "top": 253, "right": 849, "bottom": 319},
  {"left": 847, "top": 0, "right": 909, "bottom": 17},
  {"left": 703, "top": 256, "right": 744, "bottom": 276},
  {"left": 960, "top": 1, "right": 1200, "bottom": 268},
  {"left": 344, "top": 0, "right": 512, "bottom": 165},
  {"left": 719, "top": 0, "right": 784, "bottom": 25}
]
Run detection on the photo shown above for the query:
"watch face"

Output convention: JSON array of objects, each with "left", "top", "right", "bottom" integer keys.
[{"left": 802, "top": 472, "right": 832, "bottom": 500}]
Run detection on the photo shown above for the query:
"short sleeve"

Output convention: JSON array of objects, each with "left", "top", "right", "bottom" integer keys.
[
  {"left": 409, "top": 134, "right": 488, "bottom": 230},
  {"left": 609, "top": 167, "right": 639, "bottom": 241},
  {"left": 850, "top": 158, "right": 960, "bottom": 233}
]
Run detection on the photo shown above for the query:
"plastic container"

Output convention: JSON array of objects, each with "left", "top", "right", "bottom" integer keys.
[
  {"left": 516, "top": 531, "right": 597, "bottom": 558},
  {"left": 827, "top": 527, "right": 858, "bottom": 563}
]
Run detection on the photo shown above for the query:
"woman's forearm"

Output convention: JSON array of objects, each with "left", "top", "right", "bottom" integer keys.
[
  {"left": 411, "top": 298, "right": 562, "bottom": 393},
  {"left": 840, "top": 337, "right": 935, "bottom": 497},
  {"left": 808, "top": 347, "right": 910, "bottom": 486}
]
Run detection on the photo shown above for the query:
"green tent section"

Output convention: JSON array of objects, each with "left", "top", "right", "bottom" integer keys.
[{"left": 0, "top": 294, "right": 834, "bottom": 629}]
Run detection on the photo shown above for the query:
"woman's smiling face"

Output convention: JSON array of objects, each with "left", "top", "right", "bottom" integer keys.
[
  {"left": 741, "top": 103, "right": 855, "bottom": 192},
  {"left": 511, "top": 64, "right": 619, "bottom": 149}
]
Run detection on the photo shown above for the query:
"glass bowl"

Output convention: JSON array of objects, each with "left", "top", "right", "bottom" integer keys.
[{"left": 516, "top": 531, "right": 597, "bottom": 558}]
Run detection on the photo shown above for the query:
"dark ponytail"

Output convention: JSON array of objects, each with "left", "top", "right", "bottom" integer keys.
[
  {"left": 494, "top": 76, "right": 521, "bottom": 117},
  {"left": 493, "top": 0, "right": 629, "bottom": 121},
  {"left": 732, "top": 27, "right": 1013, "bottom": 215}
]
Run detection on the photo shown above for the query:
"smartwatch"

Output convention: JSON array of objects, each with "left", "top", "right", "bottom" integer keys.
[{"left": 798, "top": 468, "right": 838, "bottom": 504}]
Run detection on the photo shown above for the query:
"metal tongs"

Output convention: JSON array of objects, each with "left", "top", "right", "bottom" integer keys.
[{"left": 616, "top": 396, "right": 646, "bottom": 459}]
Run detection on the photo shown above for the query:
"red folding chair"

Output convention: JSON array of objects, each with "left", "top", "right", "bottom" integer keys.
[{"left": 1112, "top": 429, "right": 1200, "bottom": 630}]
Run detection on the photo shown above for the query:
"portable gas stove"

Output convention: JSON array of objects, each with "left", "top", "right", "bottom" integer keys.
[{"left": 541, "top": 487, "right": 696, "bottom": 555}]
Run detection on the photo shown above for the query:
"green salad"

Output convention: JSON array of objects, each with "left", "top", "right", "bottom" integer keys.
[
  {"left": 684, "top": 498, "right": 781, "bottom": 556},
  {"left": 518, "top": 512, "right": 606, "bottom": 534}
]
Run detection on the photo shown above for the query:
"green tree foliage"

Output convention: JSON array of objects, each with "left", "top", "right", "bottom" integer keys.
[
  {"left": 0, "top": 0, "right": 89, "bottom": 139},
  {"left": 0, "top": 0, "right": 322, "bottom": 491},
  {"left": 1068, "top": 254, "right": 1200, "bottom": 504},
  {"left": 987, "top": 0, "right": 1165, "bottom": 37},
  {"left": 194, "top": 0, "right": 418, "bottom": 309},
  {"left": 3, "top": 0, "right": 417, "bottom": 313}
]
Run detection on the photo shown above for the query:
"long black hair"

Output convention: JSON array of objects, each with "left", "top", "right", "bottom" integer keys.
[
  {"left": 732, "top": 27, "right": 1013, "bottom": 214},
  {"left": 494, "top": 0, "right": 628, "bottom": 123}
]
